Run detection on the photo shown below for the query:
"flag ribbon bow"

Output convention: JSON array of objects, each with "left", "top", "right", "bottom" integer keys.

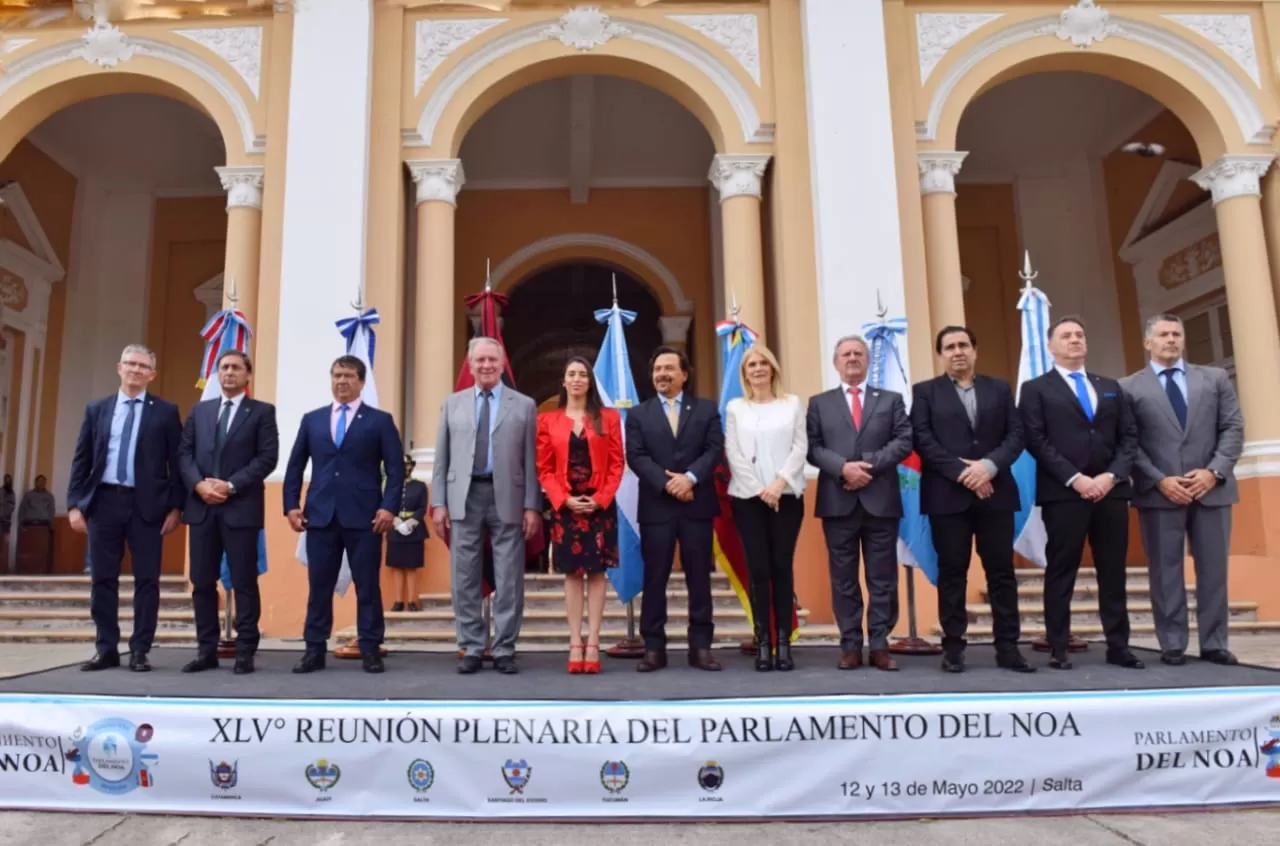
[
  {"left": 336, "top": 308, "right": 380, "bottom": 365},
  {"left": 714, "top": 318, "right": 757, "bottom": 349},
  {"left": 197, "top": 308, "right": 253, "bottom": 390},
  {"left": 863, "top": 316, "right": 909, "bottom": 389}
]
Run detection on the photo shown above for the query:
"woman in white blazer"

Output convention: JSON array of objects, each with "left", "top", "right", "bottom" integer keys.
[{"left": 724, "top": 344, "right": 807, "bottom": 672}]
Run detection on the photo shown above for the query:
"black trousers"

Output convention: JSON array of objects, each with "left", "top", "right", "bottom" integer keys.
[
  {"left": 639, "top": 517, "right": 714, "bottom": 651},
  {"left": 304, "top": 524, "right": 385, "bottom": 654},
  {"left": 821, "top": 505, "right": 899, "bottom": 651},
  {"left": 189, "top": 513, "right": 261, "bottom": 656},
  {"left": 731, "top": 495, "right": 803, "bottom": 642},
  {"left": 87, "top": 486, "right": 163, "bottom": 656},
  {"left": 931, "top": 504, "right": 1019, "bottom": 654},
  {"left": 1042, "top": 497, "right": 1131, "bottom": 654}
]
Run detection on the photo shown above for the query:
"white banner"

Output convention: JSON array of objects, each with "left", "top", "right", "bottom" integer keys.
[{"left": 2, "top": 687, "right": 1279, "bottom": 818}]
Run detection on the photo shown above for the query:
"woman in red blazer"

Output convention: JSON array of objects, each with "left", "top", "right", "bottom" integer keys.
[{"left": 536, "top": 357, "right": 624, "bottom": 674}]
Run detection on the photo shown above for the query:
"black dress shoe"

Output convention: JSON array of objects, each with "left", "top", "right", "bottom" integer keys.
[
  {"left": 1161, "top": 650, "right": 1187, "bottom": 666},
  {"left": 80, "top": 652, "right": 120, "bottom": 672},
  {"left": 636, "top": 651, "right": 668, "bottom": 673},
  {"left": 494, "top": 656, "right": 519, "bottom": 675},
  {"left": 457, "top": 655, "right": 483, "bottom": 674},
  {"left": 362, "top": 652, "right": 386, "bottom": 673},
  {"left": 182, "top": 654, "right": 219, "bottom": 673},
  {"left": 753, "top": 637, "right": 773, "bottom": 672},
  {"left": 1048, "top": 651, "right": 1073, "bottom": 670},
  {"left": 129, "top": 653, "right": 151, "bottom": 673},
  {"left": 1106, "top": 649, "right": 1145, "bottom": 669},
  {"left": 996, "top": 650, "right": 1036, "bottom": 673},
  {"left": 1201, "top": 649, "right": 1238, "bottom": 666},
  {"left": 941, "top": 652, "right": 965, "bottom": 673},
  {"left": 293, "top": 651, "right": 326, "bottom": 674},
  {"left": 233, "top": 654, "right": 255, "bottom": 675},
  {"left": 390, "top": 602, "right": 405, "bottom": 612}
]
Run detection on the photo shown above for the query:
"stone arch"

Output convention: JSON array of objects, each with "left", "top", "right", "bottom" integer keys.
[
  {"left": 0, "top": 37, "right": 261, "bottom": 164},
  {"left": 412, "top": 16, "right": 771, "bottom": 156},
  {"left": 922, "top": 13, "right": 1273, "bottom": 162},
  {"left": 488, "top": 233, "right": 694, "bottom": 316}
]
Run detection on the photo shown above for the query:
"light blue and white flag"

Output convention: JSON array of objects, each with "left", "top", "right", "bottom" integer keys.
[
  {"left": 1012, "top": 258, "right": 1052, "bottom": 568},
  {"left": 295, "top": 308, "right": 382, "bottom": 597},
  {"left": 593, "top": 302, "right": 644, "bottom": 604},
  {"left": 863, "top": 315, "right": 938, "bottom": 585}
]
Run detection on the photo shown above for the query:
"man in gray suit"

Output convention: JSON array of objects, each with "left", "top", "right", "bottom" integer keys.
[
  {"left": 1120, "top": 314, "right": 1244, "bottom": 667},
  {"left": 431, "top": 337, "right": 541, "bottom": 675},
  {"left": 807, "top": 335, "right": 913, "bottom": 671}
]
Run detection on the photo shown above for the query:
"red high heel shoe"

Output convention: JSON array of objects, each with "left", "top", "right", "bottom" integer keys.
[
  {"left": 568, "top": 644, "right": 585, "bottom": 674},
  {"left": 583, "top": 643, "right": 601, "bottom": 674}
]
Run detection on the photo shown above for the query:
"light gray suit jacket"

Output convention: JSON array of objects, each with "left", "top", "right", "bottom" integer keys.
[
  {"left": 1119, "top": 363, "right": 1244, "bottom": 509},
  {"left": 430, "top": 386, "right": 540, "bottom": 524}
]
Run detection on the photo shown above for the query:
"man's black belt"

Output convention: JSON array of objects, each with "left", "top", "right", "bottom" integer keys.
[{"left": 471, "top": 474, "right": 493, "bottom": 482}]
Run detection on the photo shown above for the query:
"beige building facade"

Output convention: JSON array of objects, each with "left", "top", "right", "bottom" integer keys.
[{"left": 1, "top": 0, "right": 1279, "bottom": 639}]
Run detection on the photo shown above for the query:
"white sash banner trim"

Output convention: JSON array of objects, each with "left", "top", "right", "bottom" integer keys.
[{"left": 1, "top": 688, "right": 1278, "bottom": 818}]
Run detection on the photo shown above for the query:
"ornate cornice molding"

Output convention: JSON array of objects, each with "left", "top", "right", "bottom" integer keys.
[{"left": 408, "top": 159, "right": 466, "bottom": 206}]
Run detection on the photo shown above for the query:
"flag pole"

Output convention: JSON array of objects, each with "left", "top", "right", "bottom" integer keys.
[{"left": 216, "top": 277, "right": 240, "bottom": 659}]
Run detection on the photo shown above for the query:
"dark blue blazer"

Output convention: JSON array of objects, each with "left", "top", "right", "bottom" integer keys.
[
  {"left": 283, "top": 404, "right": 404, "bottom": 530},
  {"left": 66, "top": 393, "right": 183, "bottom": 523},
  {"left": 180, "top": 397, "right": 279, "bottom": 528},
  {"left": 624, "top": 394, "right": 723, "bottom": 524}
]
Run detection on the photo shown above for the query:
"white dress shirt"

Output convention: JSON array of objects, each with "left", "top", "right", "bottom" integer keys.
[{"left": 725, "top": 395, "right": 807, "bottom": 498}]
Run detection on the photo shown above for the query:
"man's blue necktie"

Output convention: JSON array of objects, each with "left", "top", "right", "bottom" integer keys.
[
  {"left": 335, "top": 404, "right": 349, "bottom": 448},
  {"left": 117, "top": 398, "right": 138, "bottom": 484},
  {"left": 1162, "top": 368, "right": 1187, "bottom": 428},
  {"left": 1069, "top": 372, "right": 1094, "bottom": 422}
]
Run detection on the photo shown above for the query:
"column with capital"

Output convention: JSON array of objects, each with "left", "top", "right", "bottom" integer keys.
[
  {"left": 408, "top": 159, "right": 465, "bottom": 470},
  {"left": 215, "top": 165, "right": 265, "bottom": 335},
  {"left": 918, "top": 151, "right": 968, "bottom": 343},
  {"left": 1191, "top": 154, "right": 1280, "bottom": 456},
  {"left": 709, "top": 154, "right": 771, "bottom": 341},
  {"left": 658, "top": 314, "right": 694, "bottom": 351}
]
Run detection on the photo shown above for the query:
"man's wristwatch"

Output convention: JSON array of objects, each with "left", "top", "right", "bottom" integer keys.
[
  {"left": 226, "top": 482, "right": 237, "bottom": 495},
  {"left": 1212, "top": 471, "right": 1225, "bottom": 485}
]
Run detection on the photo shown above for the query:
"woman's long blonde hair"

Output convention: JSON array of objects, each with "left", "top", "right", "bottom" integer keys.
[{"left": 738, "top": 344, "right": 784, "bottom": 401}]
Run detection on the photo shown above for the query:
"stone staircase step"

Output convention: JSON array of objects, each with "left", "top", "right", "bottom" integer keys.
[
  {"left": 416, "top": 588, "right": 746, "bottom": 606},
  {"left": 940, "top": 620, "right": 1280, "bottom": 640},
  {"left": 0, "top": 591, "right": 191, "bottom": 609},
  {"left": 0, "top": 575, "right": 188, "bottom": 592},
  {"left": 358, "top": 623, "right": 843, "bottom": 645},
  {"left": 0, "top": 608, "right": 195, "bottom": 630},
  {"left": 1011, "top": 584, "right": 1166, "bottom": 601},
  {"left": 0, "top": 629, "right": 197, "bottom": 643},
  {"left": 383, "top": 606, "right": 807, "bottom": 633},
  {"left": 966, "top": 600, "right": 1257, "bottom": 628},
  {"left": 1010, "top": 568, "right": 1149, "bottom": 590}
]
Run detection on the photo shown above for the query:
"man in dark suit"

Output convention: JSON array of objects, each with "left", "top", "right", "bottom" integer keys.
[
  {"left": 807, "top": 335, "right": 913, "bottom": 671},
  {"left": 66, "top": 344, "right": 183, "bottom": 673},
  {"left": 625, "top": 346, "right": 724, "bottom": 672},
  {"left": 1019, "top": 316, "right": 1143, "bottom": 671},
  {"left": 911, "top": 326, "right": 1032, "bottom": 673},
  {"left": 285, "top": 355, "right": 403, "bottom": 674},
  {"left": 179, "top": 349, "right": 279, "bottom": 675}
]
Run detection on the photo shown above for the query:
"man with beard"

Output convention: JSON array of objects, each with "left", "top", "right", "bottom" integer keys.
[{"left": 625, "top": 346, "right": 724, "bottom": 672}]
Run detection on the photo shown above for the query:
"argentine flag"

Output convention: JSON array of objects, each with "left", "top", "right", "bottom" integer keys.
[
  {"left": 593, "top": 303, "right": 644, "bottom": 604},
  {"left": 1012, "top": 265, "right": 1051, "bottom": 568},
  {"left": 294, "top": 308, "right": 382, "bottom": 597},
  {"left": 863, "top": 316, "right": 938, "bottom": 584}
]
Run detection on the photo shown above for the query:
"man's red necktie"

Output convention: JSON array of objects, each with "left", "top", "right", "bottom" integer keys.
[{"left": 849, "top": 386, "right": 862, "bottom": 431}]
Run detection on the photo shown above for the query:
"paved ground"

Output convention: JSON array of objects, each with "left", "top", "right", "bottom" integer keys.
[{"left": 1, "top": 640, "right": 1277, "bottom": 842}]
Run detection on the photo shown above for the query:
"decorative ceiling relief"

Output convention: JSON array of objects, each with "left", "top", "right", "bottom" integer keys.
[
  {"left": 543, "top": 6, "right": 630, "bottom": 51},
  {"left": 414, "top": 18, "right": 506, "bottom": 95},
  {"left": 915, "top": 13, "right": 1002, "bottom": 84},
  {"left": 668, "top": 14, "right": 760, "bottom": 85},
  {"left": 173, "top": 27, "right": 263, "bottom": 98},
  {"left": 1163, "top": 14, "right": 1260, "bottom": 87},
  {"left": 1051, "top": 0, "right": 1116, "bottom": 48},
  {"left": 0, "top": 273, "right": 29, "bottom": 313},
  {"left": 1159, "top": 233, "right": 1221, "bottom": 290}
]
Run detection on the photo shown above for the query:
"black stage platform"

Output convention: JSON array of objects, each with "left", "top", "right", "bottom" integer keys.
[{"left": 2, "top": 645, "right": 1275, "bottom": 700}]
